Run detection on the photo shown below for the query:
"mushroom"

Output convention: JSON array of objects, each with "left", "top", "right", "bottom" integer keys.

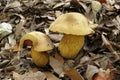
[
  {"left": 49, "top": 12, "right": 97, "bottom": 58},
  {"left": 31, "top": 47, "right": 50, "bottom": 66},
  {"left": 19, "top": 31, "right": 54, "bottom": 66},
  {"left": 91, "top": 1, "right": 102, "bottom": 23}
]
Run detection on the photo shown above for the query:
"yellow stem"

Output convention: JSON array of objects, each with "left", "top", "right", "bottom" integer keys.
[
  {"left": 58, "top": 34, "right": 84, "bottom": 58},
  {"left": 31, "top": 47, "right": 49, "bottom": 67}
]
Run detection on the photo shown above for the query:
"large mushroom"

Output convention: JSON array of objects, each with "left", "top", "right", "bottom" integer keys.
[
  {"left": 19, "top": 31, "right": 54, "bottom": 66},
  {"left": 49, "top": 12, "right": 97, "bottom": 58}
]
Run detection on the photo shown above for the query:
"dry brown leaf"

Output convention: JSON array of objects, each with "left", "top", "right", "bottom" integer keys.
[
  {"left": 80, "top": 56, "right": 91, "bottom": 64},
  {"left": 49, "top": 56, "right": 64, "bottom": 76},
  {"left": 44, "top": 72, "right": 61, "bottom": 80},
  {"left": 48, "top": 34, "right": 63, "bottom": 43},
  {"left": 86, "top": 65, "right": 99, "bottom": 80},
  {"left": 55, "top": 11, "right": 62, "bottom": 18},
  {"left": 3, "top": 66, "right": 16, "bottom": 72},
  {"left": 13, "top": 43, "right": 19, "bottom": 52},
  {"left": 0, "top": 60, "right": 10, "bottom": 68},
  {"left": 0, "top": 22, "right": 12, "bottom": 40},
  {"left": 106, "top": 0, "right": 115, "bottom": 5},
  {"left": 13, "top": 71, "right": 46, "bottom": 80},
  {"left": 2, "top": 42, "right": 11, "bottom": 50},
  {"left": 8, "top": 34, "right": 16, "bottom": 49},
  {"left": 13, "top": 71, "right": 24, "bottom": 80},
  {"left": 71, "top": 0, "right": 88, "bottom": 13},
  {"left": 102, "top": 34, "right": 115, "bottom": 52},
  {"left": 14, "top": 14, "right": 26, "bottom": 40},
  {"left": 3, "top": 1, "right": 22, "bottom": 12},
  {"left": 55, "top": 52, "right": 64, "bottom": 64},
  {"left": 101, "top": 34, "right": 119, "bottom": 60},
  {"left": 64, "top": 68, "right": 85, "bottom": 80},
  {"left": 93, "top": 69, "right": 112, "bottom": 80},
  {"left": 53, "top": 2, "right": 65, "bottom": 9}
]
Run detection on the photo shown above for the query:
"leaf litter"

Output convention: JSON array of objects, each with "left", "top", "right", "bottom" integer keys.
[{"left": 0, "top": 0, "right": 120, "bottom": 80}]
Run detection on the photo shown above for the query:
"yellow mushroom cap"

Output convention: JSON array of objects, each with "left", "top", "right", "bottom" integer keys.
[
  {"left": 19, "top": 31, "right": 54, "bottom": 51},
  {"left": 49, "top": 12, "right": 97, "bottom": 35}
]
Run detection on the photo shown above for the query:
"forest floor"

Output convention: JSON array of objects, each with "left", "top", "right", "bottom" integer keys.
[{"left": 0, "top": 0, "right": 120, "bottom": 80}]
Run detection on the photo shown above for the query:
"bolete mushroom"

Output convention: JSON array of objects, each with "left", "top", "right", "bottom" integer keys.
[
  {"left": 19, "top": 31, "right": 54, "bottom": 66},
  {"left": 31, "top": 47, "right": 50, "bottom": 66},
  {"left": 49, "top": 12, "right": 97, "bottom": 58}
]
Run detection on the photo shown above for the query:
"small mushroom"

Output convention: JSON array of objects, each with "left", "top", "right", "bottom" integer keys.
[
  {"left": 31, "top": 47, "right": 50, "bottom": 66},
  {"left": 49, "top": 12, "right": 97, "bottom": 58},
  {"left": 19, "top": 31, "right": 54, "bottom": 66},
  {"left": 19, "top": 31, "right": 54, "bottom": 51}
]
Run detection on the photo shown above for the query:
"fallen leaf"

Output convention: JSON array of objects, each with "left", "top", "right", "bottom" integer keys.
[
  {"left": 102, "top": 34, "right": 115, "bottom": 52},
  {"left": 8, "top": 34, "right": 16, "bottom": 48},
  {"left": 0, "top": 22, "right": 12, "bottom": 40},
  {"left": 0, "top": 60, "right": 10, "bottom": 68},
  {"left": 3, "top": 66, "right": 16, "bottom": 72},
  {"left": 14, "top": 14, "right": 26, "bottom": 40},
  {"left": 71, "top": 0, "right": 88, "bottom": 13},
  {"left": 86, "top": 65, "right": 99, "bottom": 80},
  {"left": 13, "top": 43, "right": 19, "bottom": 52},
  {"left": 48, "top": 34, "right": 63, "bottom": 43},
  {"left": 3, "top": 1, "right": 22, "bottom": 12},
  {"left": 93, "top": 69, "right": 112, "bottom": 80},
  {"left": 13, "top": 71, "right": 46, "bottom": 80},
  {"left": 55, "top": 11, "right": 62, "bottom": 18},
  {"left": 80, "top": 56, "right": 91, "bottom": 64},
  {"left": 44, "top": 72, "right": 61, "bottom": 80},
  {"left": 101, "top": 34, "right": 119, "bottom": 60},
  {"left": 2, "top": 42, "right": 11, "bottom": 50},
  {"left": 53, "top": 2, "right": 65, "bottom": 9},
  {"left": 49, "top": 56, "right": 64, "bottom": 76},
  {"left": 64, "top": 68, "right": 85, "bottom": 80},
  {"left": 54, "top": 52, "right": 64, "bottom": 64},
  {"left": 97, "top": 0, "right": 106, "bottom": 3}
]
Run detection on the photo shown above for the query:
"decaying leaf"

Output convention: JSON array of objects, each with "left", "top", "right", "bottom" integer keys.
[
  {"left": 102, "top": 34, "right": 115, "bottom": 52},
  {"left": 3, "top": 1, "right": 22, "bottom": 12},
  {"left": 86, "top": 65, "right": 112, "bottom": 80},
  {"left": 0, "top": 60, "right": 10, "bottom": 68},
  {"left": 3, "top": 66, "right": 16, "bottom": 72},
  {"left": 8, "top": 34, "right": 16, "bottom": 48},
  {"left": 53, "top": 2, "right": 65, "bottom": 9},
  {"left": 48, "top": 34, "right": 63, "bottom": 42},
  {"left": 80, "top": 56, "right": 91, "bottom": 64},
  {"left": 64, "top": 68, "right": 85, "bottom": 80},
  {"left": 14, "top": 14, "right": 26, "bottom": 40},
  {"left": 54, "top": 52, "right": 64, "bottom": 64},
  {"left": 44, "top": 72, "right": 61, "bottom": 80},
  {"left": 91, "top": 1, "right": 102, "bottom": 23},
  {"left": 71, "top": 0, "right": 88, "bottom": 13},
  {"left": 101, "top": 34, "right": 119, "bottom": 60},
  {"left": 0, "top": 22, "right": 12, "bottom": 40},
  {"left": 49, "top": 56, "right": 64, "bottom": 76},
  {"left": 93, "top": 69, "right": 112, "bottom": 80},
  {"left": 13, "top": 71, "right": 46, "bottom": 80},
  {"left": 13, "top": 43, "right": 19, "bottom": 52},
  {"left": 86, "top": 65, "right": 99, "bottom": 80}
]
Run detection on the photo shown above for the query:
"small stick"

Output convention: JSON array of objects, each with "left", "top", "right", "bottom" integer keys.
[{"left": 101, "top": 34, "right": 119, "bottom": 60}]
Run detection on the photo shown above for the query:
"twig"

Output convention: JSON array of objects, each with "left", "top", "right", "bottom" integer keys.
[{"left": 101, "top": 34, "right": 119, "bottom": 60}]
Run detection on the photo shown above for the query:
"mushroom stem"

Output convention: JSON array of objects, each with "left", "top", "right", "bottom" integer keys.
[
  {"left": 58, "top": 34, "right": 84, "bottom": 58},
  {"left": 31, "top": 47, "right": 49, "bottom": 67}
]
